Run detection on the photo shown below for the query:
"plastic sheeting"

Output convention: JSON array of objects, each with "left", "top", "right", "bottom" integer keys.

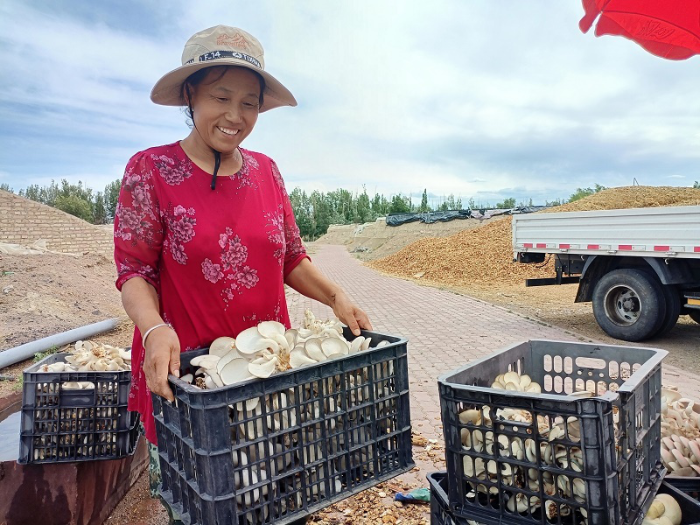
[{"left": 386, "top": 206, "right": 547, "bottom": 226}]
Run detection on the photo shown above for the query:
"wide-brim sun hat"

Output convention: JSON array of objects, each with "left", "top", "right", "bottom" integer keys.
[{"left": 151, "top": 25, "right": 297, "bottom": 112}]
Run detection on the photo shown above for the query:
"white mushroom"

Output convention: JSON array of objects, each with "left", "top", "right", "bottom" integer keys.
[
  {"left": 220, "top": 358, "right": 254, "bottom": 385},
  {"left": 321, "top": 338, "right": 348, "bottom": 358},
  {"left": 248, "top": 355, "right": 278, "bottom": 378},
  {"left": 235, "top": 326, "right": 280, "bottom": 355},
  {"left": 208, "top": 337, "right": 236, "bottom": 357}
]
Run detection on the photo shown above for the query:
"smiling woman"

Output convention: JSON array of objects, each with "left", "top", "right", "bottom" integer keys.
[{"left": 112, "top": 25, "right": 373, "bottom": 524}]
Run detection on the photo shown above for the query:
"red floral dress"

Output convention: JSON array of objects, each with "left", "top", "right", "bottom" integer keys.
[{"left": 113, "top": 142, "right": 308, "bottom": 443}]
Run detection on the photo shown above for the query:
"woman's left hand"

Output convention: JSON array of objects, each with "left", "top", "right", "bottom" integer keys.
[{"left": 330, "top": 289, "right": 373, "bottom": 336}]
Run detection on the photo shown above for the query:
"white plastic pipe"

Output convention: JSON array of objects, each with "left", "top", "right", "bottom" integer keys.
[{"left": 0, "top": 318, "right": 121, "bottom": 370}]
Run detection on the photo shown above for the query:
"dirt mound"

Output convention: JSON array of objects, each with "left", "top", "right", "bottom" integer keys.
[
  {"left": 367, "top": 186, "right": 700, "bottom": 287},
  {"left": 316, "top": 215, "right": 505, "bottom": 262},
  {"left": 545, "top": 186, "right": 700, "bottom": 212},
  {"left": 0, "top": 252, "right": 126, "bottom": 351}
]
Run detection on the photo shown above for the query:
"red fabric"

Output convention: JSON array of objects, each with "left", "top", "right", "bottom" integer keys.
[
  {"left": 579, "top": 0, "right": 700, "bottom": 60},
  {"left": 114, "top": 143, "right": 309, "bottom": 443}
]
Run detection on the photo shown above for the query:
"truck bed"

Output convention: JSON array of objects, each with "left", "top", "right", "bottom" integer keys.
[{"left": 512, "top": 205, "right": 700, "bottom": 260}]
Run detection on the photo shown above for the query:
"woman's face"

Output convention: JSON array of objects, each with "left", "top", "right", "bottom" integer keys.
[{"left": 188, "top": 67, "right": 261, "bottom": 154}]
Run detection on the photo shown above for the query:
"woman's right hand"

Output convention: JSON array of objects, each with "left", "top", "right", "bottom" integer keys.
[{"left": 142, "top": 325, "right": 181, "bottom": 402}]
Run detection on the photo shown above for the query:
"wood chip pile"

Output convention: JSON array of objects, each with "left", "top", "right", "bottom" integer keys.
[{"left": 368, "top": 186, "right": 700, "bottom": 287}]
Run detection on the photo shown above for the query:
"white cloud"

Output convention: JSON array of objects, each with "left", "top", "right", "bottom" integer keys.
[{"left": 0, "top": 0, "right": 698, "bottom": 204}]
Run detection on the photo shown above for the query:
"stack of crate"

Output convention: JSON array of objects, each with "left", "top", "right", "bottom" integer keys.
[{"left": 428, "top": 339, "right": 700, "bottom": 525}]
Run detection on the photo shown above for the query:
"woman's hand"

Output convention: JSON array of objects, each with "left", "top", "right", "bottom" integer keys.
[
  {"left": 142, "top": 324, "right": 181, "bottom": 402},
  {"left": 285, "top": 258, "right": 374, "bottom": 336},
  {"left": 329, "top": 289, "right": 373, "bottom": 336}
]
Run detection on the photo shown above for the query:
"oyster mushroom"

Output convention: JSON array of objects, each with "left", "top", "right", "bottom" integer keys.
[
  {"left": 220, "top": 358, "right": 254, "bottom": 385},
  {"left": 208, "top": 336, "right": 236, "bottom": 357},
  {"left": 643, "top": 493, "right": 682, "bottom": 525},
  {"left": 248, "top": 354, "right": 278, "bottom": 378},
  {"left": 290, "top": 348, "right": 317, "bottom": 368},
  {"left": 235, "top": 326, "right": 280, "bottom": 355},
  {"left": 321, "top": 338, "right": 348, "bottom": 358},
  {"left": 303, "top": 338, "right": 326, "bottom": 362}
]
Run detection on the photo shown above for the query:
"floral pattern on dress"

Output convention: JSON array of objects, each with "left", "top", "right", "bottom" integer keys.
[
  {"left": 162, "top": 204, "right": 196, "bottom": 264},
  {"left": 204, "top": 227, "right": 260, "bottom": 305},
  {"left": 264, "top": 206, "right": 286, "bottom": 264},
  {"left": 229, "top": 150, "right": 258, "bottom": 190},
  {"left": 285, "top": 219, "right": 306, "bottom": 262},
  {"left": 114, "top": 167, "right": 159, "bottom": 246},
  {"left": 152, "top": 154, "right": 193, "bottom": 185},
  {"left": 270, "top": 160, "right": 288, "bottom": 196},
  {"left": 117, "top": 261, "right": 158, "bottom": 285}
]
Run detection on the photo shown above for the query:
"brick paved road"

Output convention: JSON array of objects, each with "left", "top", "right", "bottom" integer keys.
[{"left": 287, "top": 245, "right": 700, "bottom": 494}]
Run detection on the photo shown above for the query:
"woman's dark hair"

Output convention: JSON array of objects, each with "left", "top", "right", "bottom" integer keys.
[{"left": 182, "top": 66, "right": 266, "bottom": 120}]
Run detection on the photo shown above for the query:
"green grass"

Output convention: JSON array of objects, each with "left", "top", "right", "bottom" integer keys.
[
  {"left": 33, "top": 345, "right": 60, "bottom": 362},
  {"left": 12, "top": 375, "right": 23, "bottom": 392}
]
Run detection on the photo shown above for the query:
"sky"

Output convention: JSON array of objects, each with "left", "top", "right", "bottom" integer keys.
[{"left": 1, "top": 1, "right": 698, "bottom": 208}]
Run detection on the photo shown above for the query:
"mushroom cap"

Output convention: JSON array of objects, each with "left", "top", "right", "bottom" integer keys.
[
  {"left": 235, "top": 326, "right": 279, "bottom": 355},
  {"left": 322, "top": 337, "right": 348, "bottom": 358},
  {"left": 248, "top": 355, "right": 278, "bottom": 378},
  {"left": 220, "top": 358, "right": 254, "bottom": 385},
  {"left": 350, "top": 336, "right": 365, "bottom": 354},
  {"left": 304, "top": 338, "right": 326, "bottom": 362},
  {"left": 257, "top": 320, "right": 286, "bottom": 338},
  {"left": 284, "top": 329, "right": 298, "bottom": 349},
  {"left": 190, "top": 354, "right": 221, "bottom": 369},
  {"left": 290, "top": 348, "right": 317, "bottom": 368},
  {"left": 208, "top": 337, "right": 236, "bottom": 357}
]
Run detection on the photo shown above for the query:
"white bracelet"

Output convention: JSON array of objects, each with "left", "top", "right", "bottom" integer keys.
[{"left": 141, "top": 322, "right": 173, "bottom": 349}]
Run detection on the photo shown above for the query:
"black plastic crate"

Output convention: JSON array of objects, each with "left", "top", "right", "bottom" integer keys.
[
  {"left": 429, "top": 472, "right": 700, "bottom": 525},
  {"left": 665, "top": 476, "right": 700, "bottom": 503},
  {"left": 429, "top": 471, "right": 460, "bottom": 525},
  {"left": 19, "top": 352, "right": 139, "bottom": 464},
  {"left": 438, "top": 339, "right": 667, "bottom": 525},
  {"left": 152, "top": 329, "right": 413, "bottom": 525}
]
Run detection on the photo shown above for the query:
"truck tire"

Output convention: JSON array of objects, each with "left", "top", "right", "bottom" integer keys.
[
  {"left": 656, "top": 284, "right": 681, "bottom": 337},
  {"left": 592, "top": 269, "right": 666, "bottom": 342}
]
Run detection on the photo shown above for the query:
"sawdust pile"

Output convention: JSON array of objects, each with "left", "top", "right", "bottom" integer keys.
[
  {"left": 367, "top": 186, "right": 700, "bottom": 287},
  {"left": 543, "top": 186, "right": 700, "bottom": 213}
]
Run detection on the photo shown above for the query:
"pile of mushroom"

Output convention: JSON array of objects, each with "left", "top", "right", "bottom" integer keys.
[
  {"left": 660, "top": 386, "right": 700, "bottom": 477},
  {"left": 31, "top": 340, "right": 132, "bottom": 461},
  {"left": 182, "top": 311, "right": 387, "bottom": 389},
  {"left": 459, "top": 370, "right": 593, "bottom": 523},
  {"left": 642, "top": 492, "right": 682, "bottom": 525},
  {"left": 36, "top": 340, "right": 131, "bottom": 389},
  {"left": 181, "top": 311, "right": 394, "bottom": 523}
]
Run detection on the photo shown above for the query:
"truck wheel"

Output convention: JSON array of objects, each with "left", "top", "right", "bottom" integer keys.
[
  {"left": 592, "top": 269, "right": 666, "bottom": 342},
  {"left": 689, "top": 311, "right": 700, "bottom": 324},
  {"left": 655, "top": 284, "right": 681, "bottom": 337}
]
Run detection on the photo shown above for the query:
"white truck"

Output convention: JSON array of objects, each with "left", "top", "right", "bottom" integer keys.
[{"left": 512, "top": 205, "right": 700, "bottom": 341}]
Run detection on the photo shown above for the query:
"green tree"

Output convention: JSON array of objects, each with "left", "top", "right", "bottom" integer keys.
[
  {"left": 371, "top": 193, "right": 390, "bottom": 215},
  {"left": 289, "top": 188, "right": 313, "bottom": 239},
  {"left": 356, "top": 186, "right": 373, "bottom": 223},
  {"left": 419, "top": 189, "right": 429, "bottom": 213},
  {"left": 104, "top": 179, "right": 122, "bottom": 221},
  {"left": 693, "top": 181, "right": 699, "bottom": 189},
  {"left": 93, "top": 192, "right": 107, "bottom": 224},
  {"left": 496, "top": 197, "right": 516, "bottom": 209},
  {"left": 569, "top": 183, "right": 607, "bottom": 202},
  {"left": 389, "top": 194, "right": 412, "bottom": 214},
  {"left": 0, "top": 183, "right": 13, "bottom": 193},
  {"left": 55, "top": 194, "right": 93, "bottom": 222}
]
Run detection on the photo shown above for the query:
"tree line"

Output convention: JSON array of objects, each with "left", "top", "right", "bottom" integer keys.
[
  {"left": 1, "top": 179, "right": 121, "bottom": 225},
  {"left": 8, "top": 179, "right": 695, "bottom": 241}
]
